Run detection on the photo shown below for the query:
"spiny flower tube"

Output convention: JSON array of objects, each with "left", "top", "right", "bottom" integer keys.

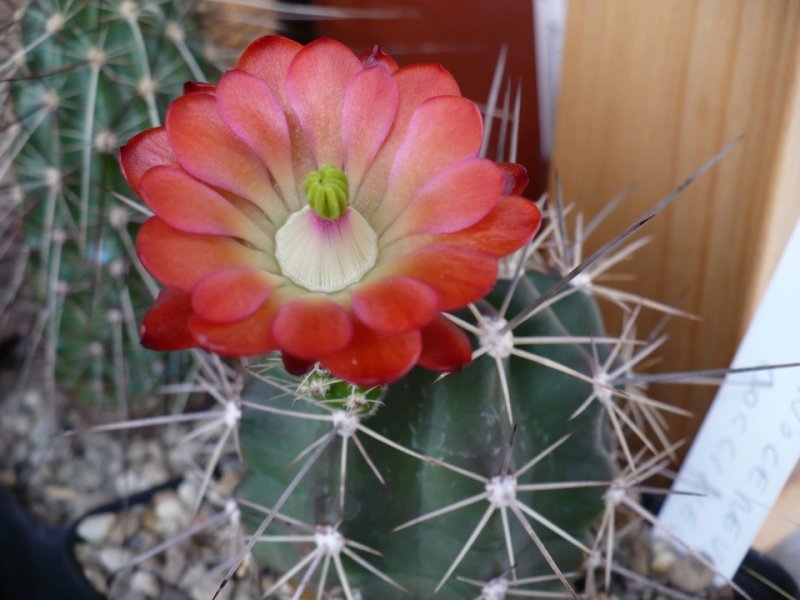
[{"left": 120, "top": 36, "right": 541, "bottom": 386}]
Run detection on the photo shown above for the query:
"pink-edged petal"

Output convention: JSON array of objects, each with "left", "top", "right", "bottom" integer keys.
[
  {"left": 237, "top": 35, "right": 303, "bottom": 107},
  {"left": 272, "top": 296, "right": 353, "bottom": 360},
  {"left": 342, "top": 66, "right": 398, "bottom": 192},
  {"left": 216, "top": 69, "right": 299, "bottom": 209},
  {"left": 351, "top": 276, "right": 438, "bottom": 334},
  {"left": 382, "top": 158, "right": 503, "bottom": 244},
  {"left": 286, "top": 38, "right": 363, "bottom": 167},
  {"left": 353, "top": 63, "right": 460, "bottom": 212},
  {"left": 136, "top": 217, "right": 267, "bottom": 291},
  {"left": 417, "top": 315, "right": 473, "bottom": 372},
  {"left": 393, "top": 63, "right": 460, "bottom": 101},
  {"left": 189, "top": 289, "right": 295, "bottom": 356},
  {"left": 139, "top": 166, "right": 267, "bottom": 247},
  {"left": 360, "top": 45, "right": 399, "bottom": 72},
  {"left": 166, "top": 93, "right": 287, "bottom": 223},
  {"left": 381, "top": 245, "right": 497, "bottom": 311},
  {"left": 370, "top": 96, "right": 483, "bottom": 232},
  {"left": 438, "top": 195, "right": 542, "bottom": 257},
  {"left": 498, "top": 162, "right": 529, "bottom": 195},
  {"left": 119, "top": 127, "right": 177, "bottom": 196},
  {"left": 183, "top": 81, "right": 216, "bottom": 95},
  {"left": 322, "top": 321, "right": 421, "bottom": 386},
  {"left": 191, "top": 268, "right": 280, "bottom": 323},
  {"left": 140, "top": 288, "right": 196, "bottom": 351},
  {"left": 236, "top": 35, "right": 315, "bottom": 190}
]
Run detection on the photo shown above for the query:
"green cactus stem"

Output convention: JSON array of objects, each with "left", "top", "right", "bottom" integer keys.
[{"left": 238, "top": 271, "right": 615, "bottom": 598}]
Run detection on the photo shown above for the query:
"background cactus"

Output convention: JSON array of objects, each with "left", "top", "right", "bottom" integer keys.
[
  {"left": 6, "top": 0, "right": 218, "bottom": 405},
  {"left": 2, "top": 2, "right": 770, "bottom": 599}
]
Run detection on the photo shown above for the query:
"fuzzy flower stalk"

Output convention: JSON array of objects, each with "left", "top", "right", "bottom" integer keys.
[{"left": 120, "top": 36, "right": 541, "bottom": 385}]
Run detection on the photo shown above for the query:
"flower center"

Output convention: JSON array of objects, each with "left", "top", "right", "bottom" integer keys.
[
  {"left": 304, "top": 164, "right": 349, "bottom": 220},
  {"left": 275, "top": 206, "right": 378, "bottom": 293}
]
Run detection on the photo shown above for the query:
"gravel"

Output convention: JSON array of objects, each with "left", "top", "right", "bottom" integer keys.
[{"left": 0, "top": 387, "right": 263, "bottom": 599}]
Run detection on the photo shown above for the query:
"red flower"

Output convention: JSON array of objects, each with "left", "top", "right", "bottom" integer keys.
[{"left": 120, "top": 36, "right": 541, "bottom": 385}]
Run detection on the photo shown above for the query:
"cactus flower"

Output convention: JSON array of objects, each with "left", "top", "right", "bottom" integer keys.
[{"left": 120, "top": 36, "right": 541, "bottom": 385}]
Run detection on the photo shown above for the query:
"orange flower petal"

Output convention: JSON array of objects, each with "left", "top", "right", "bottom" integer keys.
[
  {"left": 281, "top": 352, "right": 316, "bottom": 376},
  {"left": 140, "top": 288, "right": 196, "bottom": 351},
  {"left": 497, "top": 162, "right": 530, "bottom": 195},
  {"left": 191, "top": 268, "right": 280, "bottom": 323},
  {"left": 343, "top": 66, "right": 398, "bottom": 193},
  {"left": 189, "top": 290, "right": 292, "bottom": 356},
  {"left": 439, "top": 195, "right": 542, "bottom": 257},
  {"left": 382, "top": 158, "right": 503, "bottom": 243},
  {"left": 237, "top": 35, "right": 302, "bottom": 108},
  {"left": 370, "top": 96, "right": 483, "bottom": 232},
  {"left": 166, "top": 93, "right": 287, "bottom": 223},
  {"left": 417, "top": 315, "right": 473, "bottom": 372},
  {"left": 322, "top": 321, "right": 421, "bottom": 386},
  {"left": 119, "top": 127, "right": 177, "bottom": 196},
  {"left": 136, "top": 217, "right": 267, "bottom": 291},
  {"left": 393, "top": 63, "right": 460, "bottom": 102},
  {"left": 216, "top": 69, "right": 299, "bottom": 209},
  {"left": 286, "top": 38, "right": 363, "bottom": 167},
  {"left": 382, "top": 245, "right": 497, "bottom": 311},
  {"left": 183, "top": 81, "right": 217, "bottom": 95},
  {"left": 360, "top": 45, "right": 399, "bottom": 72},
  {"left": 351, "top": 276, "right": 438, "bottom": 334},
  {"left": 139, "top": 166, "right": 267, "bottom": 246},
  {"left": 236, "top": 35, "right": 316, "bottom": 187},
  {"left": 272, "top": 296, "right": 354, "bottom": 360},
  {"left": 353, "top": 63, "right": 460, "bottom": 213}
]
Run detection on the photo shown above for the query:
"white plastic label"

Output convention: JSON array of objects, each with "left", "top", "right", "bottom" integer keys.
[
  {"left": 533, "top": 0, "right": 568, "bottom": 159},
  {"left": 658, "top": 219, "right": 800, "bottom": 579}
]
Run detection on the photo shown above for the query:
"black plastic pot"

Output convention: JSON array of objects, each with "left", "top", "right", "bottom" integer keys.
[
  {"left": 0, "top": 486, "right": 101, "bottom": 600},
  {"left": 0, "top": 477, "right": 182, "bottom": 600}
]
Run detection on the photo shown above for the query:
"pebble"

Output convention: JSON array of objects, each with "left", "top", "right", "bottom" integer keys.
[
  {"left": 98, "top": 546, "right": 134, "bottom": 572},
  {"left": 81, "top": 563, "right": 109, "bottom": 595},
  {"left": 154, "top": 492, "right": 187, "bottom": 535},
  {"left": 216, "top": 466, "right": 242, "bottom": 497},
  {"left": 668, "top": 553, "right": 715, "bottom": 593},
  {"left": 162, "top": 547, "right": 188, "bottom": 585},
  {"left": 42, "top": 483, "right": 78, "bottom": 502},
  {"left": 108, "top": 509, "right": 144, "bottom": 545},
  {"left": 129, "top": 570, "right": 159, "bottom": 597},
  {"left": 650, "top": 540, "right": 676, "bottom": 574},
  {"left": 140, "top": 462, "right": 169, "bottom": 487},
  {"left": 77, "top": 512, "right": 117, "bottom": 544},
  {"left": 179, "top": 563, "right": 209, "bottom": 589},
  {"left": 177, "top": 478, "right": 200, "bottom": 509},
  {"left": 114, "top": 470, "right": 145, "bottom": 495}
]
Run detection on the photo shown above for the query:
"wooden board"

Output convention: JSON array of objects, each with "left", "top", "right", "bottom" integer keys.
[{"left": 553, "top": 0, "right": 800, "bottom": 455}]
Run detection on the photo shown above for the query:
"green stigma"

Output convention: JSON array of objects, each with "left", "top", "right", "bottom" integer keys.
[{"left": 304, "top": 165, "right": 349, "bottom": 220}]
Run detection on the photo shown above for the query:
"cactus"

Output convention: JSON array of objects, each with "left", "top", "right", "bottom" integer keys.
[
  {"left": 238, "top": 269, "right": 616, "bottom": 598},
  {"left": 5, "top": 0, "right": 217, "bottom": 404},
  {"left": 4, "top": 8, "right": 756, "bottom": 599}
]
